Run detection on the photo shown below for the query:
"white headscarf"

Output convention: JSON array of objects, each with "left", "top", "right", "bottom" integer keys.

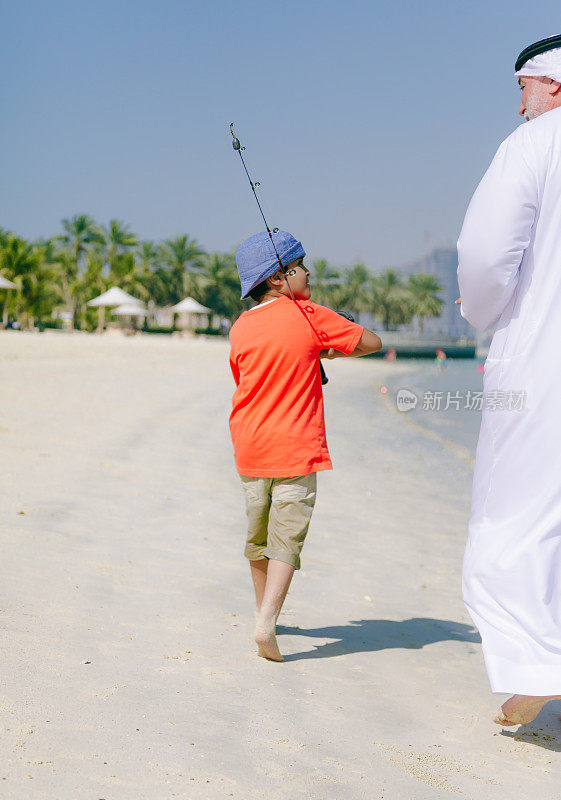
[{"left": 515, "top": 47, "right": 561, "bottom": 83}]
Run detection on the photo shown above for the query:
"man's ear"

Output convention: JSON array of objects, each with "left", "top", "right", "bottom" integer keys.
[{"left": 548, "top": 79, "right": 561, "bottom": 96}]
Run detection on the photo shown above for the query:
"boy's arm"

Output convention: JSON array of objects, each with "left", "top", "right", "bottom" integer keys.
[{"left": 320, "top": 328, "right": 382, "bottom": 359}]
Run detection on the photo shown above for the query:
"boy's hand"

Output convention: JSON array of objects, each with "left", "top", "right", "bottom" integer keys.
[{"left": 455, "top": 297, "right": 461, "bottom": 305}]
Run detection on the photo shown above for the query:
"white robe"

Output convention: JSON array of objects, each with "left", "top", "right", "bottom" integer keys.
[{"left": 457, "top": 106, "right": 561, "bottom": 695}]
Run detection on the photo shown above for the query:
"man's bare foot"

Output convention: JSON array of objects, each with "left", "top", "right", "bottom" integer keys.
[
  {"left": 254, "top": 620, "right": 283, "bottom": 662},
  {"left": 494, "top": 694, "right": 561, "bottom": 726}
]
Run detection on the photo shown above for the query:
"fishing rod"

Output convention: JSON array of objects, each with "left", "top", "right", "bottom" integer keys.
[{"left": 229, "top": 123, "right": 329, "bottom": 385}]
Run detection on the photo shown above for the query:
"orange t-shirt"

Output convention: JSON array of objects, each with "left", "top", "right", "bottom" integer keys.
[{"left": 229, "top": 295, "right": 363, "bottom": 477}]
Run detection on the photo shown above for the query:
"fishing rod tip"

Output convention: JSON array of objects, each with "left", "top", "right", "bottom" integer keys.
[{"left": 230, "top": 123, "right": 241, "bottom": 151}]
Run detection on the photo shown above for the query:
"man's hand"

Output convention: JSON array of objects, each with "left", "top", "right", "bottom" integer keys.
[
  {"left": 455, "top": 297, "right": 461, "bottom": 305},
  {"left": 319, "top": 348, "right": 339, "bottom": 359}
]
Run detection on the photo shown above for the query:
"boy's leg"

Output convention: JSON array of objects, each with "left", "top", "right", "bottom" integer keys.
[
  {"left": 250, "top": 558, "right": 268, "bottom": 615},
  {"left": 254, "top": 559, "right": 295, "bottom": 662},
  {"left": 240, "top": 477, "right": 272, "bottom": 615},
  {"left": 255, "top": 473, "right": 317, "bottom": 662}
]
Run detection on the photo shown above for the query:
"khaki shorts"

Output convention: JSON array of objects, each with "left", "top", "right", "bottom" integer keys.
[{"left": 240, "top": 473, "right": 317, "bottom": 570}]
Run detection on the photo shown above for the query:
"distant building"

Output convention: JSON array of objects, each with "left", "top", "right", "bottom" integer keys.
[{"left": 397, "top": 247, "right": 474, "bottom": 339}]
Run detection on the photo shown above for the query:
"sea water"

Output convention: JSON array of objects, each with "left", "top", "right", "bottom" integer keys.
[{"left": 382, "top": 357, "right": 486, "bottom": 454}]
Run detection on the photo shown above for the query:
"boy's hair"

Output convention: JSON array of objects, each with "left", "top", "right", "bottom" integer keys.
[{"left": 248, "top": 278, "right": 271, "bottom": 302}]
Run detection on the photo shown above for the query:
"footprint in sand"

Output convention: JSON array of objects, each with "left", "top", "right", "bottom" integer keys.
[{"left": 372, "top": 742, "right": 500, "bottom": 792}]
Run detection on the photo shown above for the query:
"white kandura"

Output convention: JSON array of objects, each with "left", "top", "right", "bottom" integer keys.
[{"left": 457, "top": 105, "right": 561, "bottom": 695}]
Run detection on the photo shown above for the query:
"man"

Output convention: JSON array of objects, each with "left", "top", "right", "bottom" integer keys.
[{"left": 457, "top": 35, "right": 561, "bottom": 727}]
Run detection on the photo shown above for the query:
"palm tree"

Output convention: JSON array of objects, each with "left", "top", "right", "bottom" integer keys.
[
  {"left": 309, "top": 258, "right": 340, "bottom": 306},
  {"left": 197, "top": 252, "right": 244, "bottom": 323},
  {"left": 102, "top": 219, "right": 138, "bottom": 275},
  {"left": 339, "top": 262, "right": 372, "bottom": 321},
  {"left": 144, "top": 265, "right": 173, "bottom": 308},
  {"left": 54, "top": 248, "right": 79, "bottom": 325},
  {"left": 0, "top": 235, "right": 41, "bottom": 329},
  {"left": 77, "top": 254, "right": 106, "bottom": 331},
  {"left": 159, "top": 235, "right": 206, "bottom": 303},
  {"left": 0, "top": 227, "right": 12, "bottom": 250},
  {"left": 370, "top": 268, "right": 413, "bottom": 331},
  {"left": 407, "top": 273, "right": 444, "bottom": 334},
  {"left": 109, "top": 252, "right": 149, "bottom": 301},
  {"left": 134, "top": 241, "right": 163, "bottom": 324},
  {"left": 136, "top": 240, "right": 160, "bottom": 272},
  {"left": 28, "top": 240, "right": 61, "bottom": 327},
  {"left": 85, "top": 221, "right": 141, "bottom": 331},
  {"left": 60, "top": 214, "right": 102, "bottom": 265},
  {"left": 59, "top": 214, "right": 102, "bottom": 327}
]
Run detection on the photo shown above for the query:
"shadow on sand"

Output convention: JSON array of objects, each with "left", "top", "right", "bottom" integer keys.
[
  {"left": 276, "top": 616, "right": 480, "bottom": 662},
  {"left": 498, "top": 700, "right": 561, "bottom": 752}
]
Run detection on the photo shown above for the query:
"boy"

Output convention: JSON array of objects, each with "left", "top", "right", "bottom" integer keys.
[{"left": 229, "top": 230, "right": 382, "bottom": 661}]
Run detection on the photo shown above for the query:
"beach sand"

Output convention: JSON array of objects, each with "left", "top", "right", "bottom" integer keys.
[{"left": 1, "top": 330, "right": 559, "bottom": 799}]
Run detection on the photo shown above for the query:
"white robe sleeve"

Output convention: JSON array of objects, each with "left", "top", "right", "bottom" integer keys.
[{"left": 457, "top": 132, "right": 538, "bottom": 332}]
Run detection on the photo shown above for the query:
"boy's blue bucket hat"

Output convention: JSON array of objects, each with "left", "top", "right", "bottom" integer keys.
[{"left": 236, "top": 230, "right": 305, "bottom": 298}]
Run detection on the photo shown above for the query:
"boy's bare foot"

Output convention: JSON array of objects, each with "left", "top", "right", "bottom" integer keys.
[
  {"left": 494, "top": 694, "right": 561, "bottom": 726},
  {"left": 254, "top": 621, "right": 283, "bottom": 662}
]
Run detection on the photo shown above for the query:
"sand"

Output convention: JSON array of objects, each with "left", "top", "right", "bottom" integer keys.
[{"left": 1, "top": 330, "right": 559, "bottom": 799}]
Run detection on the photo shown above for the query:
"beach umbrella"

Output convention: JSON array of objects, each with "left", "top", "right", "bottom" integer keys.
[
  {"left": 0, "top": 275, "right": 16, "bottom": 289},
  {"left": 87, "top": 286, "right": 143, "bottom": 308},
  {"left": 111, "top": 302, "right": 147, "bottom": 332},
  {"left": 86, "top": 286, "right": 144, "bottom": 332},
  {"left": 111, "top": 303, "right": 147, "bottom": 317},
  {"left": 170, "top": 297, "right": 211, "bottom": 314},
  {"left": 170, "top": 296, "right": 211, "bottom": 333}
]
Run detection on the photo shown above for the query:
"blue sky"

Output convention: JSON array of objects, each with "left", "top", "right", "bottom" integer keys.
[{"left": 2, "top": 0, "right": 558, "bottom": 267}]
